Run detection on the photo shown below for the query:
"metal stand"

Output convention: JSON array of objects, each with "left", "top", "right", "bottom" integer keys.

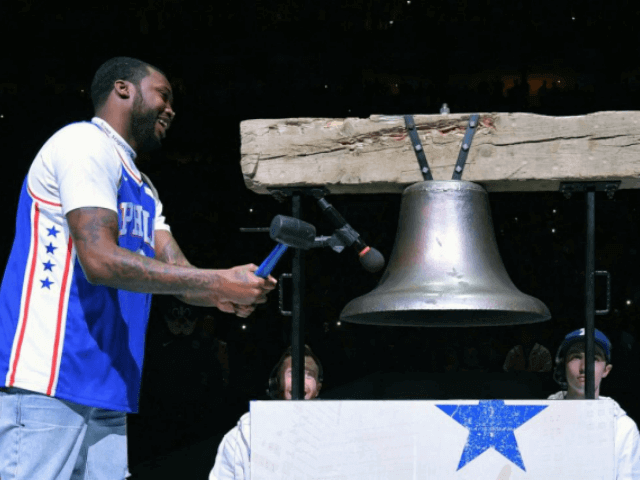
[
  {"left": 268, "top": 186, "right": 373, "bottom": 399},
  {"left": 560, "top": 181, "right": 618, "bottom": 399},
  {"left": 267, "top": 188, "right": 328, "bottom": 400},
  {"left": 585, "top": 188, "right": 596, "bottom": 399},
  {"left": 291, "top": 194, "right": 305, "bottom": 400},
  {"left": 243, "top": 188, "right": 312, "bottom": 400}
]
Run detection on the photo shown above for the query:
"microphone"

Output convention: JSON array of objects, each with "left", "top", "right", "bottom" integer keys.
[
  {"left": 316, "top": 197, "right": 385, "bottom": 273},
  {"left": 255, "top": 216, "right": 316, "bottom": 278}
]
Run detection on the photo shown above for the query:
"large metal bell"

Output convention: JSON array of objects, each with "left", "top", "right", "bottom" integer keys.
[{"left": 340, "top": 181, "right": 551, "bottom": 326}]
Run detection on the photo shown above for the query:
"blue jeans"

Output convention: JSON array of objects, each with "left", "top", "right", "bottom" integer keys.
[{"left": 0, "top": 388, "right": 129, "bottom": 480}]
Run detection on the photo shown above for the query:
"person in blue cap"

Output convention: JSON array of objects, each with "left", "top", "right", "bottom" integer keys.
[{"left": 549, "top": 328, "right": 640, "bottom": 479}]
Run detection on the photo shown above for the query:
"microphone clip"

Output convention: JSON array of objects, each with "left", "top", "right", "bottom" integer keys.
[{"left": 312, "top": 235, "right": 346, "bottom": 253}]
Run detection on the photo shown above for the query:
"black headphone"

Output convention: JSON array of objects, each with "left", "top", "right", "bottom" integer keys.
[
  {"left": 552, "top": 356, "right": 568, "bottom": 390},
  {"left": 266, "top": 345, "right": 324, "bottom": 399}
]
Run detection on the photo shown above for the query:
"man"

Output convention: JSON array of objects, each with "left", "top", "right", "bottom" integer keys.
[
  {"left": 0, "top": 57, "right": 276, "bottom": 480},
  {"left": 549, "top": 328, "right": 640, "bottom": 478},
  {"left": 209, "top": 345, "right": 323, "bottom": 480}
]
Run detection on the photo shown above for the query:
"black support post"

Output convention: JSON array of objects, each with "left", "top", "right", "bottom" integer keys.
[
  {"left": 560, "top": 181, "right": 619, "bottom": 399},
  {"left": 585, "top": 190, "right": 596, "bottom": 400},
  {"left": 291, "top": 194, "right": 305, "bottom": 400}
]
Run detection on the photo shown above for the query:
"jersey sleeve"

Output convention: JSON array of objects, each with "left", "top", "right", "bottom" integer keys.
[
  {"left": 140, "top": 172, "right": 171, "bottom": 233},
  {"left": 33, "top": 123, "right": 121, "bottom": 216},
  {"left": 153, "top": 197, "right": 171, "bottom": 232}
]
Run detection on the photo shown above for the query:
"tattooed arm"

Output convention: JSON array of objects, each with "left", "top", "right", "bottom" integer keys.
[
  {"left": 66, "top": 207, "right": 276, "bottom": 316},
  {"left": 153, "top": 228, "right": 260, "bottom": 316},
  {"left": 154, "top": 228, "right": 194, "bottom": 269}
]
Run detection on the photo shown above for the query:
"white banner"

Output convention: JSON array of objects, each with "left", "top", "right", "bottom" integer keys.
[{"left": 251, "top": 399, "right": 615, "bottom": 479}]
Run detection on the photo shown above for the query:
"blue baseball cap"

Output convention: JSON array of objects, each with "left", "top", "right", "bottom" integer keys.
[{"left": 555, "top": 328, "right": 612, "bottom": 364}]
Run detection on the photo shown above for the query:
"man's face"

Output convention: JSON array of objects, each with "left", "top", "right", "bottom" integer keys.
[
  {"left": 130, "top": 68, "right": 174, "bottom": 153},
  {"left": 281, "top": 356, "right": 321, "bottom": 400},
  {"left": 564, "top": 342, "right": 612, "bottom": 398}
]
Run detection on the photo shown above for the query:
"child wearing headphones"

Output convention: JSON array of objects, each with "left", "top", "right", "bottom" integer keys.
[
  {"left": 549, "top": 328, "right": 640, "bottom": 479},
  {"left": 209, "top": 345, "right": 322, "bottom": 480}
]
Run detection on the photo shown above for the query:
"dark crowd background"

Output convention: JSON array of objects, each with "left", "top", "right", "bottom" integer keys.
[{"left": 2, "top": 0, "right": 640, "bottom": 478}]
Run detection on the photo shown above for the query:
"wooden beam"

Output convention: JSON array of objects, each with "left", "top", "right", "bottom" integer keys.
[{"left": 240, "top": 112, "right": 640, "bottom": 194}]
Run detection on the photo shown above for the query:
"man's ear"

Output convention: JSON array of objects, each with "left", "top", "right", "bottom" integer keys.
[
  {"left": 114, "top": 80, "right": 132, "bottom": 99},
  {"left": 603, "top": 363, "right": 612, "bottom": 378}
]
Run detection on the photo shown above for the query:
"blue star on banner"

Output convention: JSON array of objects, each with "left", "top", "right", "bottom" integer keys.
[
  {"left": 436, "top": 400, "right": 547, "bottom": 472},
  {"left": 40, "top": 278, "right": 53, "bottom": 289},
  {"left": 47, "top": 226, "right": 59, "bottom": 237},
  {"left": 43, "top": 260, "right": 54, "bottom": 271},
  {"left": 45, "top": 243, "right": 57, "bottom": 254}
]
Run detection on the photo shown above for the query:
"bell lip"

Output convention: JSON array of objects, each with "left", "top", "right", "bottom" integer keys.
[
  {"left": 341, "top": 290, "right": 551, "bottom": 312},
  {"left": 340, "top": 291, "right": 552, "bottom": 327},
  {"left": 339, "top": 310, "right": 552, "bottom": 327},
  {"left": 404, "top": 180, "right": 487, "bottom": 195}
]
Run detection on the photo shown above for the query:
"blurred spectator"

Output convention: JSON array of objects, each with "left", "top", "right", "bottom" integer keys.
[
  {"left": 477, "top": 333, "right": 504, "bottom": 372},
  {"left": 443, "top": 346, "right": 460, "bottom": 373},
  {"left": 404, "top": 333, "right": 431, "bottom": 373},
  {"left": 503, "top": 325, "right": 552, "bottom": 372},
  {"left": 163, "top": 302, "right": 198, "bottom": 337},
  {"left": 606, "top": 317, "right": 640, "bottom": 400},
  {"left": 431, "top": 330, "right": 462, "bottom": 373},
  {"left": 201, "top": 314, "right": 230, "bottom": 387},
  {"left": 460, "top": 330, "right": 481, "bottom": 371},
  {"left": 138, "top": 299, "right": 231, "bottom": 455}
]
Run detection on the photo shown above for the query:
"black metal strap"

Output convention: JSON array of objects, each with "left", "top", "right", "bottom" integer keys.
[
  {"left": 267, "top": 187, "right": 330, "bottom": 203},
  {"left": 559, "top": 181, "right": 620, "bottom": 199},
  {"left": 451, "top": 114, "right": 480, "bottom": 180},
  {"left": 404, "top": 115, "right": 433, "bottom": 181}
]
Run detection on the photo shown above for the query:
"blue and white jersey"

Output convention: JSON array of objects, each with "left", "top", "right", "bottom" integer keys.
[{"left": 0, "top": 117, "right": 170, "bottom": 413}]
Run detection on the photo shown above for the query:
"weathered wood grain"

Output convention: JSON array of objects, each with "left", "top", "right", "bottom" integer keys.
[{"left": 240, "top": 112, "right": 640, "bottom": 194}]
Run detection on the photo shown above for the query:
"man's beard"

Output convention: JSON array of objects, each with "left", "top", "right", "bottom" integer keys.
[{"left": 131, "top": 93, "right": 161, "bottom": 154}]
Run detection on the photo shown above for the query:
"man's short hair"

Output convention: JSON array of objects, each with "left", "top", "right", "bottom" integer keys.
[{"left": 90, "top": 57, "right": 162, "bottom": 111}]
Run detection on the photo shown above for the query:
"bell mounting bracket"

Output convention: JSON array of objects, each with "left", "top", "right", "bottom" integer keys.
[
  {"left": 451, "top": 114, "right": 480, "bottom": 180},
  {"left": 559, "top": 181, "right": 620, "bottom": 199},
  {"left": 404, "top": 115, "right": 433, "bottom": 180},
  {"left": 404, "top": 113, "right": 480, "bottom": 181},
  {"left": 267, "top": 186, "right": 330, "bottom": 203}
]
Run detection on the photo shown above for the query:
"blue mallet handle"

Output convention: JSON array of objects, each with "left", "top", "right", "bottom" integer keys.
[{"left": 255, "top": 243, "right": 289, "bottom": 278}]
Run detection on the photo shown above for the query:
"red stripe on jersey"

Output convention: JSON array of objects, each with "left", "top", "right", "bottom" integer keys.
[
  {"left": 46, "top": 236, "right": 73, "bottom": 395},
  {"left": 116, "top": 150, "right": 141, "bottom": 184},
  {"left": 9, "top": 203, "right": 41, "bottom": 386},
  {"left": 27, "top": 186, "right": 62, "bottom": 207}
]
